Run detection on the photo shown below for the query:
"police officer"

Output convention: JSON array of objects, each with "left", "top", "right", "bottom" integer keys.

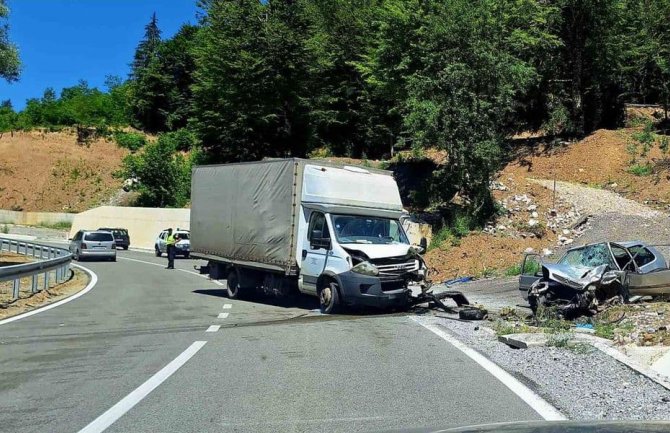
[{"left": 165, "top": 228, "right": 176, "bottom": 269}]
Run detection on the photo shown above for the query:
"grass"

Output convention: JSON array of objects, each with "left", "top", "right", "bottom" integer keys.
[
  {"left": 504, "top": 264, "right": 522, "bottom": 276},
  {"left": 36, "top": 221, "right": 72, "bottom": 230},
  {"left": 1, "top": 224, "right": 8, "bottom": 234},
  {"left": 627, "top": 163, "right": 653, "bottom": 176},
  {"left": 546, "top": 333, "right": 571, "bottom": 347}
]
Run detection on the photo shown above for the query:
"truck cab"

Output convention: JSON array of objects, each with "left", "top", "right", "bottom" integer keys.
[
  {"left": 299, "top": 209, "right": 423, "bottom": 312},
  {"left": 295, "top": 164, "right": 426, "bottom": 313}
]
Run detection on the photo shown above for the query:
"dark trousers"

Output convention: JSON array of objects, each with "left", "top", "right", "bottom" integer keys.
[{"left": 167, "top": 245, "right": 175, "bottom": 268}]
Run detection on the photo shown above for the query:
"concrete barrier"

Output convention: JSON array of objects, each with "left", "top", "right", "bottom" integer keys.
[
  {"left": 0, "top": 210, "right": 75, "bottom": 226},
  {"left": 69, "top": 206, "right": 190, "bottom": 250}
]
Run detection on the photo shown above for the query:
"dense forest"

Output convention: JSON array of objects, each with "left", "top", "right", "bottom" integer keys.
[{"left": 2, "top": 0, "right": 670, "bottom": 216}]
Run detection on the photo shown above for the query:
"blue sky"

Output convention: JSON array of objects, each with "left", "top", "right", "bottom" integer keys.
[{"left": 0, "top": 0, "right": 199, "bottom": 110}]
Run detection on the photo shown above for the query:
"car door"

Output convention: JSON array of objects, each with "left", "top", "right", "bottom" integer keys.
[
  {"left": 70, "top": 231, "right": 82, "bottom": 253},
  {"left": 157, "top": 231, "right": 167, "bottom": 253},
  {"left": 300, "top": 212, "right": 331, "bottom": 295},
  {"left": 519, "top": 253, "right": 543, "bottom": 300}
]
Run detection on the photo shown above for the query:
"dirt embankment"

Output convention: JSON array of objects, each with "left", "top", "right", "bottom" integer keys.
[
  {"left": 0, "top": 130, "right": 127, "bottom": 212},
  {"left": 425, "top": 124, "right": 670, "bottom": 282}
]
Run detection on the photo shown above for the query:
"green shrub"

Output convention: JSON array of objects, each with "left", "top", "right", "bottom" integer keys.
[
  {"left": 453, "top": 214, "right": 472, "bottom": 237},
  {"left": 627, "top": 163, "right": 653, "bottom": 176},
  {"left": 158, "top": 129, "right": 199, "bottom": 152},
  {"left": 114, "top": 131, "right": 147, "bottom": 151},
  {"left": 429, "top": 226, "right": 455, "bottom": 250},
  {"left": 307, "top": 147, "right": 333, "bottom": 159},
  {"left": 1, "top": 224, "right": 8, "bottom": 234}
]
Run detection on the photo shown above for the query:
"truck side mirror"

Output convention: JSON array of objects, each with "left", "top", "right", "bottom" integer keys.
[
  {"left": 419, "top": 237, "right": 428, "bottom": 252},
  {"left": 311, "top": 230, "right": 331, "bottom": 250}
]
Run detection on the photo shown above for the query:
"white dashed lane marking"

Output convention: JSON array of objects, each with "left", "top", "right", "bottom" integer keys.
[
  {"left": 218, "top": 312, "right": 229, "bottom": 319},
  {"left": 206, "top": 325, "right": 221, "bottom": 333},
  {"left": 223, "top": 304, "right": 232, "bottom": 309}
]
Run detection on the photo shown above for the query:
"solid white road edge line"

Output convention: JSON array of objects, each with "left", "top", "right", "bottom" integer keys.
[
  {"left": 410, "top": 317, "right": 566, "bottom": 421},
  {"left": 218, "top": 312, "right": 229, "bottom": 319},
  {"left": 77, "top": 341, "right": 207, "bottom": 433},
  {"left": 223, "top": 303, "right": 232, "bottom": 309},
  {"left": 0, "top": 263, "right": 98, "bottom": 326},
  {"left": 206, "top": 325, "right": 220, "bottom": 333},
  {"left": 117, "top": 256, "right": 225, "bottom": 286}
]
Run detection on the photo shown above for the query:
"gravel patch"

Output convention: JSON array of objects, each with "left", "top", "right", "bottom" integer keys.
[
  {"left": 419, "top": 314, "right": 670, "bottom": 420},
  {"left": 532, "top": 179, "right": 663, "bottom": 219}
]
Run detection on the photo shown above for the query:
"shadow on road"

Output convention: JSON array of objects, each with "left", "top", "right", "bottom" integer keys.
[{"left": 192, "top": 288, "right": 416, "bottom": 318}]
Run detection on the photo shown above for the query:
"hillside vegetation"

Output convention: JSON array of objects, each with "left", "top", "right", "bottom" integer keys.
[{"left": 2, "top": 0, "right": 670, "bottom": 224}]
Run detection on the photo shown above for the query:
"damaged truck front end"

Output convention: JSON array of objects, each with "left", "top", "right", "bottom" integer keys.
[{"left": 520, "top": 242, "right": 670, "bottom": 318}]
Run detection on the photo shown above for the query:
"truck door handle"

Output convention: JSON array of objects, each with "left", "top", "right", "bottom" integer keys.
[{"left": 302, "top": 249, "right": 307, "bottom": 259}]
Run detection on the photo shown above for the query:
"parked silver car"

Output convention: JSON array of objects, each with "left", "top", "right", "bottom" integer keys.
[{"left": 69, "top": 230, "right": 117, "bottom": 261}]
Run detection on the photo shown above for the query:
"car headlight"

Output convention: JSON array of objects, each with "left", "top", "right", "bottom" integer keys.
[{"left": 351, "top": 261, "right": 379, "bottom": 276}]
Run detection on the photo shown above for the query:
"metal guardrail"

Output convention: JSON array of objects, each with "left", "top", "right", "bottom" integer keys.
[{"left": 0, "top": 237, "right": 73, "bottom": 302}]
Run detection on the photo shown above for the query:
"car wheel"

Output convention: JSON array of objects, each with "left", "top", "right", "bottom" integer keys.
[
  {"left": 123, "top": 246, "right": 129, "bottom": 250},
  {"left": 184, "top": 252, "right": 190, "bottom": 259},
  {"left": 110, "top": 256, "right": 117, "bottom": 262},
  {"left": 226, "top": 269, "right": 242, "bottom": 299},
  {"left": 155, "top": 246, "right": 161, "bottom": 257},
  {"left": 319, "top": 281, "right": 341, "bottom": 314}
]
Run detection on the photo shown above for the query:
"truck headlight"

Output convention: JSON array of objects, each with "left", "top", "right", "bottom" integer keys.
[{"left": 351, "top": 261, "right": 379, "bottom": 276}]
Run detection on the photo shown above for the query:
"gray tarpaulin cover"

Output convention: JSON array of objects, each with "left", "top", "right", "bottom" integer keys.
[{"left": 190, "top": 160, "right": 298, "bottom": 270}]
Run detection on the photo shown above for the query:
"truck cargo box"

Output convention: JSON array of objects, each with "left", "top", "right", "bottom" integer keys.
[{"left": 190, "top": 159, "right": 301, "bottom": 273}]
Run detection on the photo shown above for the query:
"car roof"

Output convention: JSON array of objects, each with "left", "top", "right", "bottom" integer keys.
[
  {"left": 83, "top": 230, "right": 114, "bottom": 234},
  {"left": 566, "top": 240, "right": 647, "bottom": 252},
  {"left": 99, "top": 227, "right": 127, "bottom": 230}
]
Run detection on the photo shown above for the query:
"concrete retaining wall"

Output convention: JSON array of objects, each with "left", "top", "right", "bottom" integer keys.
[
  {"left": 0, "top": 210, "right": 75, "bottom": 226},
  {"left": 69, "top": 206, "right": 190, "bottom": 250}
]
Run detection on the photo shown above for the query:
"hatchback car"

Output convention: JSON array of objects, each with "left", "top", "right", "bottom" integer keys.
[
  {"left": 69, "top": 230, "right": 117, "bottom": 261},
  {"left": 98, "top": 227, "right": 130, "bottom": 250}
]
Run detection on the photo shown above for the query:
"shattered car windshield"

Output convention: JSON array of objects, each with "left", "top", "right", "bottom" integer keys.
[
  {"left": 558, "top": 243, "right": 616, "bottom": 270},
  {"left": 332, "top": 215, "right": 409, "bottom": 245}
]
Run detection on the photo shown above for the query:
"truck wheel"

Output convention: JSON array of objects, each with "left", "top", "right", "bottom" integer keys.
[
  {"left": 319, "top": 281, "right": 341, "bottom": 314},
  {"left": 155, "top": 246, "right": 161, "bottom": 257},
  {"left": 226, "top": 270, "right": 242, "bottom": 299}
]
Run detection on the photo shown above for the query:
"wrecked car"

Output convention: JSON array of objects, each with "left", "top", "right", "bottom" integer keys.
[{"left": 518, "top": 242, "right": 670, "bottom": 317}]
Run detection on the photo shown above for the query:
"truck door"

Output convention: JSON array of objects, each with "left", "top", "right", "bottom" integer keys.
[{"left": 300, "top": 212, "right": 331, "bottom": 295}]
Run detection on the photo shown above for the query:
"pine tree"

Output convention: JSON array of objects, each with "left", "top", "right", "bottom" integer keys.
[{"left": 131, "top": 12, "right": 161, "bottom": 78}]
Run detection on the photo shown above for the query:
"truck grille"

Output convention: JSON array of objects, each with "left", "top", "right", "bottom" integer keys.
[{"left": 375, "top": 260, "right": 419, "bottom": 277}]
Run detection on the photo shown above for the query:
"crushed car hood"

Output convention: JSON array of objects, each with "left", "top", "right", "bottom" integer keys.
[{"left": 542, "top": 263, "right": 614, "bottom": 290}]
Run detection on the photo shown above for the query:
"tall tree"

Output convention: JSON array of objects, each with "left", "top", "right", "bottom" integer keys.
[
  {"left": 191, "top": 0, "right": 312, "bottom": 161},
  {"left": 129, "top": 13, "right": 168, "bottom": 132},
  {"left": 0, "top": 0, "right": 20, "bottom": 81},
  {"left": 131, "top": 12, "right": 161, "bottom": 78}
]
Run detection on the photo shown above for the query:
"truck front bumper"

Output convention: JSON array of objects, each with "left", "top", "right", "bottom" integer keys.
[{"left": 337, "top": 271, "right": 412, "bottom": 309}]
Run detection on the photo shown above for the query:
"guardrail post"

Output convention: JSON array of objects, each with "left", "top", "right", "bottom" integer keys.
[
  {"left": 32, "top": 274, "right": 38, "bottom": 293},
  {"left": 43, "top": 271, "right": 49, "bottom": 290},
  {"left": 13, "top": 278, "right": 20, "bottom": 300}
]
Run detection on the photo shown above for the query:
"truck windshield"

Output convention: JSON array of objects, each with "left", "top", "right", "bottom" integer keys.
[{"left": 331, "top": 215, "right": 409, "bottom": 245}]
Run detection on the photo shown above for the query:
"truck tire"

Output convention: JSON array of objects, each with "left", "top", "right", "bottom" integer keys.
[
  {"left": 226, "top": 269, "right": 242, "bottom": 299},
  {"left": 319, "top": 281, "right": 341, "bottom": 314},
  {"left": 155, "top": 246, "right": 161, "bottom": 257}
]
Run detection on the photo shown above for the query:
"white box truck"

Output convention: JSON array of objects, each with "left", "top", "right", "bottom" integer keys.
[{"left": 190, "top": 158, "right": 428, "bottom": 313}]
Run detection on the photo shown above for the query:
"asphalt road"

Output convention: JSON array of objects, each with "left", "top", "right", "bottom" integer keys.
[{"left": 0, "top": 248, "right": 544, "bottom": 433}]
